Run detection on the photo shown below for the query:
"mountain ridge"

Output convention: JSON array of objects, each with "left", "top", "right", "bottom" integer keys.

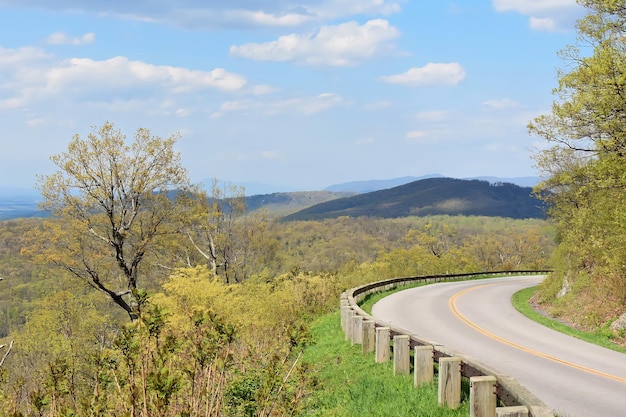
[{"left": 283, "top": 177, "right": 546, "bottom": 221}]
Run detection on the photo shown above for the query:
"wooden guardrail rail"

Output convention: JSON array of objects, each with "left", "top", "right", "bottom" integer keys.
[{"left": 340, "top": 271, "right": 554, "bottom": 417}]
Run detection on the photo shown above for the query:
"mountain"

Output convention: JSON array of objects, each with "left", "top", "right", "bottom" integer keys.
[
  {"left": 283, "top": 177, "right": 547, "bottom": 221},
  {"left": 323, "top": 175, "right": 541, "bottom": 193},
  {"left": 0, "top": 188, "right": 45, "bottom": 220},
  {"left": 244, "top": 191, "right": 356, "bottom": 216},
  {"left": 323, "top": 174, "right": 444, "bottom": 193}
]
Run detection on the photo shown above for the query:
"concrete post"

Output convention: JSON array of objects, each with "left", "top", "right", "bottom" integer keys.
[
  {"left": 344, "top": 309, "right": 354, "bottom": 341},
  {"left": 340, "top": 304, "right": 349, "bottom": 334},
  {"left": 438, "top": 357, "right": 462, "bottom": 409},
  {"left": 393, "top": 335, "right": 410, "bottom": 375},
  {"left": 351, "top": 315, "right": 363, "bottom": 345},
  {"left": 470, "top": 376, "right": 497, "bottom": 417},
  {"left": 362, "top": 320, "right": 375, "bottom": 353},
  {"left": 413, "top": 345, "right": 434, "bottom": 386},
  {"left": 496, "top": 406, "right": 529, "bottom": 417},
  {"left": 375, "top": 327, "right": 390, "bottom": 363}
]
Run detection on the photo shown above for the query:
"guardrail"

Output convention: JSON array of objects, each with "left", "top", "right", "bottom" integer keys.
[{"left": 340, "top": 270, "right": 554, "bottom": 417}]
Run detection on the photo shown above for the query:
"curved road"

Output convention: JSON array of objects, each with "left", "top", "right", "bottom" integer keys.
[{"left": 372, "top": 276, "right": 626, "bottom": 417}]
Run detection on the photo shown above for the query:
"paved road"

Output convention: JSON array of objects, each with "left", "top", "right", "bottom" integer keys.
[{"left": 371, "top": 276, "right": 626, "bottom": 417}]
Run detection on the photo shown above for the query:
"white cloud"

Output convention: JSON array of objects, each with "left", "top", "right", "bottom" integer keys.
[
  {"left": 42, "top": 57, "right": 246, "bottom": 100},
  {"left": 493, "top": 0, "right": 576, "bottom": 14},
  {"left": 175, "top": 108, "right": 192, "bottom": 117},
  {"left": 2, "top": 0, "right": 402, "bottom": 29},
  {"left": 405, "top": 130, "right": 426, "bottom": 142},
  {"left": 529, "top": 17, "right": 556, "bottom": 31},
  {"left": 249, "top": 84, "right": 279, "bottom": 95},
  {"left": 482, "top": 98, "right": 519, "bottom": 109},
  {"left": 46, "top": 32, "right": 95, "bottom": 45},
  {"left": 230, "top": 19, "right": 400, "bottom": 66},
  {"left": 492, "top": 0, "right": 583, "bottom": 32},
  {"left": 0, "top": 47, "right": 247, "bottom": 110},
  {"left": 416, "top": 110, "right": 447, "bottom": 121},
  {"left": 211, "top": 92, "right": 344, "bottom": 118},
  {"left": 381, "top": 63, "right": 466, "bottom": 86}
]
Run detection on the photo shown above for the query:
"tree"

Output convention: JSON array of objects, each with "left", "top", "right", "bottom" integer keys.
[
  {"left": 185, "top": 180, "right": 276, "bottom": 284},
  {"left": 24, "top": 122, "right": 192, "bottom": 320},
  {"left": 529, "top": 0, "right": 626, "bottom": 319}
]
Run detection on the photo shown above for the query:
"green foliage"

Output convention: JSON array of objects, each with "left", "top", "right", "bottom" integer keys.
[
  {"left": 0, "top": 119, "right": 558, "bottom": 416},
  {"left": 24, "top": 122, "right": 193, "bottom": 320},
  {"left": 512, "top": 286, "right": 626, "bottom": 353},
  {"left": 529, "top": 0, "right": 626, "bottom": 328}
]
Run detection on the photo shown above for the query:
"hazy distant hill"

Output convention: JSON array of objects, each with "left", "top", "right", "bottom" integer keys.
[
  {"left": 324, "top": 175, "right": 541, "bottom": 193},
  {"left": 245, "top": 191, "right": 356, "bottom": 216},
  {"left": 0, "top": 176, "right": 545, "bottom": 220},
  {"left": 0, "top": 188, "right": 44, "bottom": 220},
  {"left": 283, "top": 177, "right": 546, "bottom": 221}
]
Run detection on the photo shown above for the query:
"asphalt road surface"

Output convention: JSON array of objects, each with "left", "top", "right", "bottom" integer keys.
[{"left": 371, "top": 275, "right": 626, "bottom": 417}]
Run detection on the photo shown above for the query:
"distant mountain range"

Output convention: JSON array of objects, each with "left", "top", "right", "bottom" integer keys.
[
  {"left": 0, "top": 176, "right": 545, "bottom": 220},
  {"left": 283, "top": 177, "right": 546, "bottom": 221},
  {"left": 323, "top": 174, "right": 541, "bottom": 193}
]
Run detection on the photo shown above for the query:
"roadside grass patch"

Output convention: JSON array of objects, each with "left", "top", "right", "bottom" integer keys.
[
  {"left": 302, "top": 311, "right": 469, "bottom": 417},
  {"left": 512, "top": 286, "right": 626, "bottom": 354}
]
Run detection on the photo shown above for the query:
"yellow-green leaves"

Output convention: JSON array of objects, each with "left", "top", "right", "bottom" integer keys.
[
  {"left": 530, "top": 0, "right": 626, "bottom": 326},
  {"left": 28, "top": 122, "right": 192, "bottom": 320}
]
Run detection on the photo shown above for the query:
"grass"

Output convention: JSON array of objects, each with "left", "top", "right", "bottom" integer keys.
[
  {"left": 302, "top": 311, "right": 469, "bottom": 417},
  {"left": 511, "top": 286, "right": 626, "bottom": 354}
]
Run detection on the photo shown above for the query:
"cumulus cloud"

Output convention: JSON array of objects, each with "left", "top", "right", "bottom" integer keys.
[
  {"left": 46, "top": 57, "right": 246, "bottom": 95},
  {"left": 492, "top": 0, "right": 584, "bottom": 32},
  {"left": 0, "top": 47, "right": 246, "bottom": 110},
  {"left": 1, "top": 0, "right": 401, "bottom": 29},
  {"left": 381, "top": 63, "right": 466, "bottom": 86},
  {"left": 230, "top": 19, "right": 400, "bottom": 66},
  {"left": 46, "top": 32, "right": 95, "bottom": 45}
]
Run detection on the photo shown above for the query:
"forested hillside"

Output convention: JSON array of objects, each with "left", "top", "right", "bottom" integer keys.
[
  {"left": 529, "top": 0, "right": 626, "bottom": 333},
  {"left": 0, "top": 130, "right": 556, "bottom": 417},
  {"left": 284, "top": 177, "right": 545, "bottom": 221}
]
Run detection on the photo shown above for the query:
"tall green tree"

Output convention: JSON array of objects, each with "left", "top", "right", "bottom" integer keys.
[
  {"left": 24, "top": 122, "right": 192, "bottom": 320},
  {"left": 529, "top": 0, "right": 626, "bottom": 318}
]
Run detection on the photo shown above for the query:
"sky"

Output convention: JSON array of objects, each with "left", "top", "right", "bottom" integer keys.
[{"left": 0, "top": 0, "right": 587, "bottom": 193}]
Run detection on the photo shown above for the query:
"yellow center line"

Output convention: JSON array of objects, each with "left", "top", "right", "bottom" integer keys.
[{"left": 449, "top": 283, "right": 626, "bottom": 385}]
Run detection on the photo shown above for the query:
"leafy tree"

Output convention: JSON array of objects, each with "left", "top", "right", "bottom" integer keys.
[
  {"left": 529, "top": 0, "right": 626, "bottom": 321},
  {"left": 23, "top": 122, "right": 192, "bottom": 320},
  {"left": 185, "top": 180, "right": 277, "bottom": 283}
]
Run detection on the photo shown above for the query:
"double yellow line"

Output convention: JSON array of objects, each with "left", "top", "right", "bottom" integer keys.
[{"left": 448, "top": 283, "right": 626, "bottom": 384}]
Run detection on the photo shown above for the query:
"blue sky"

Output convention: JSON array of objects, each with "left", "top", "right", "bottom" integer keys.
[{"left": 0, "top": 0, "right": 585, "bottom": 193}]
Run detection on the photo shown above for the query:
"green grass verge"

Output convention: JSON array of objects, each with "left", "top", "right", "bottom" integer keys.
[
  {"left": 511, "top": 286, "right": 626, "bottom": 354},
  {"left": 302, "top": 311, "right": 469, "bottom": 417}
]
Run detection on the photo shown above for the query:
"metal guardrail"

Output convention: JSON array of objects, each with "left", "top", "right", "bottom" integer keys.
[{"left": 341, "top": 270, "right": 555, "bottom": 417}]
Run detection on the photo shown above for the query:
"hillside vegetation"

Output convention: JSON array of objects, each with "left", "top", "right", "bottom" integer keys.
[
  {"left": 0, "top": 209, "right": 554, "bottom": 416},
  {"left": 529, "top": 0, "right": 626, "bottom": 334}
]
